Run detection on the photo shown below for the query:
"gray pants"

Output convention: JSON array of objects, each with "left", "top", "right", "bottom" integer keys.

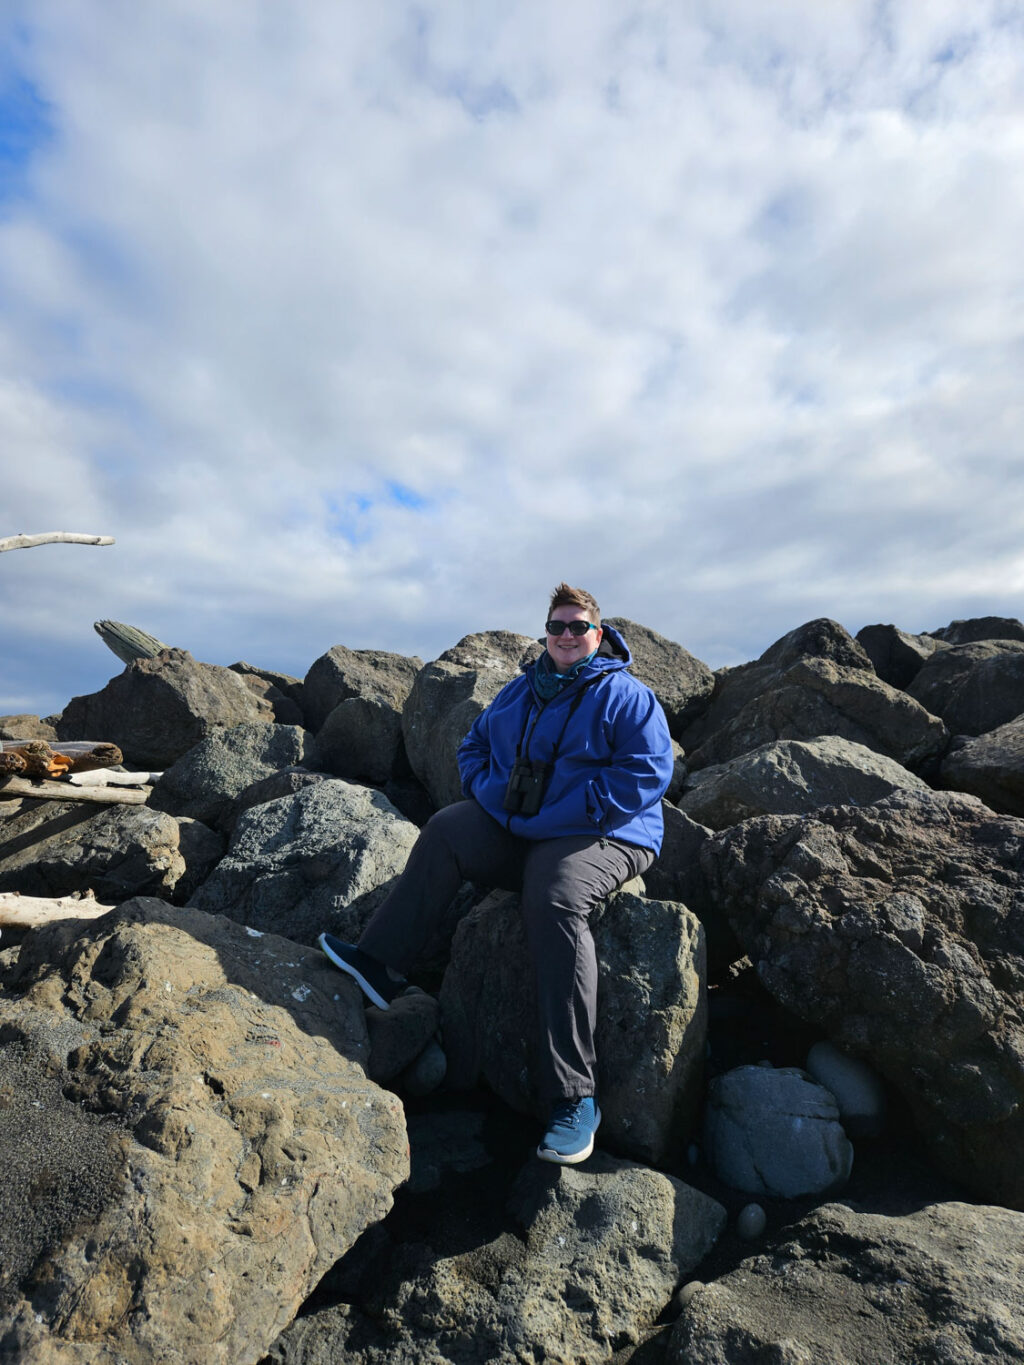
[{"left": 359, "top": 799, "right": 653, "bottom": 1100}]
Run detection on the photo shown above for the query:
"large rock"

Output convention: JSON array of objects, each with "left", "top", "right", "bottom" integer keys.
[
  {"left": 57, "top": 649, "right": 274, "bottom": 768},
  {"left": 0, "top": 899, "right": 408, "bottom": 1365},
  {"left": 603, "top": 617, "right": 714, "bottom": 737},
  {"left": 189, "top": 779, "right": 419, "bottom": 945},
  {"left": 316, "top": 697, "right": 406, "bottom": 785},
  {"left": 150, "top": 721, "right": 317, "bottom": 828},
  {"left": 0, "top": 713, "right": 59, "bottom": 741},
  {"left": 678, "top": 736, "right": 930, "bottom": 830},
  {"left": 703, "top": 1064, "right": 853, "bottom": 1197},
  {"left": 0, "top": 799, "right": 193, "bottom": 902},
  {"left": 222, "top": 767, "right": 331, "bottom": 832},
  {"left": 942, "top": 713, "right": 1024, "bottom": 816},
  {"left": 679, "top": 620, "right": 947, "bottom": 773},
  {"left": 302, "top": 645, "right": 422, "bottom": 734},
  {"left": 229, "top": 661, "right": 305, "bottom": 726},
  {"left": 854, "top": 622, "right": 947, "bottom": 689},
  {"left": 930, "top": 614, "right": 1024, "bottom": 645},
  {"left": 271, "top": 1153, "right": 726, "bottom": 1365},
  {"left": 440, "top": 887, "right": 706, "bottom": 1165},
  {"left": 669, "top": 1200, "right": 1024, "bottom": 1365},
  {"left": 644, "top": 805, "right": 741, "bottom": 975},
  {"left": 683, "top": 619, "right": 872, "bottom": 746},
  {"left": 402, "top": 632, "right": 541, "bottom": 809},
  {"left": 907, "top": 639, "right": 1024, "bottom": 735},
  {"left": 701, "top": 788, "right": 1024, "bottom": 1208}
]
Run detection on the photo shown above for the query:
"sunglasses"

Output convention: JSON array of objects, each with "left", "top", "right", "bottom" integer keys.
[{"left": 545, "top": 619, "right": 598, "bottom": 637}]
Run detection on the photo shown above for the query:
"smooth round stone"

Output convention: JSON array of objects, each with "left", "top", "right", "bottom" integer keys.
[
  {"left": 676, "top": 1280, "right": 704, "bottom": 1311},
  {"left": 806, "top": 1040, "right": 887, "bottom": 1138},
  {"left": 737, "top": 1202, "right": 767, "bottom": 1240},
  {"left": 400, "top": 1039, "right": 447, "bottom": 1096}
]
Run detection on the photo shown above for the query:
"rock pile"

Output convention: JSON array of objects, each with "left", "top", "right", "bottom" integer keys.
[{"left": 1, "top": 611, "right": 1023, "bottom": 1363}]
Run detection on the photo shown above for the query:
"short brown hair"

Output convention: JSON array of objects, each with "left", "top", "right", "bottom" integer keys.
[{"left": 548, "top": 582, "right": 600, "bottom": 626}]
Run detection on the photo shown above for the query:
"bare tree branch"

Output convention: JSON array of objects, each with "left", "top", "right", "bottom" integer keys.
[{"left": 0, "top": 531, "right": 115, "bottom": 554}]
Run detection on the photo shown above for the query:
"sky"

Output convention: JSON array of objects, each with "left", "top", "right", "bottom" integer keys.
[{"left": 2, "top": 1, "right": 1023, "bottom": 718}]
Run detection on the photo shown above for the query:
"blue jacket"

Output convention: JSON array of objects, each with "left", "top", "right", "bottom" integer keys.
[{"left": 456, "top": 624, "right": 673, "bottom": 854}]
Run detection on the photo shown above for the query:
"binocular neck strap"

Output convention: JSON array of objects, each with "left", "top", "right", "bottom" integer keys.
[{"left": 518, "top": 669, "right": 612, "bottom": 763}]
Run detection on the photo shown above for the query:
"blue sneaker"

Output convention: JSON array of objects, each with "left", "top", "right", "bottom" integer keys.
[
  {"left": 318, "top": 932, "right": 406, "bottom": 1010},
  {"left": 537, "top": 1097, "right": 601, "bottom": 1164}
]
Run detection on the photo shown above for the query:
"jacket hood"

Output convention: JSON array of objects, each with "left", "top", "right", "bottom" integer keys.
[{"left": 596, "top": 622, "right": 631, "bottom": 666}]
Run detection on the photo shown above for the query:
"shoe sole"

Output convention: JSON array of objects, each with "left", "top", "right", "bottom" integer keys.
[
  {"left": 536, "top": 1133, "right": 597, "bottom": 1165},
  {"left": 318, "top": 933, "right": 392, "bottom": 1010}
]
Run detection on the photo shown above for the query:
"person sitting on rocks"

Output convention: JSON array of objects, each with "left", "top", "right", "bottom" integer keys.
[{"left": 319, "top": 582, "right": 674, "bottom": 1164}]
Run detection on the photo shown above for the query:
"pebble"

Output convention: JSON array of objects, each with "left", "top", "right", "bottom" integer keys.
[
  {"left": 676, "top": 1280, "right": 704, "bottom": 1311},
  {"left": 400, "top": 1040, "right": 447, "bottom": 1097},
  {"left": 737, "top": 1202, "right": 767, "bottom": 1240}
]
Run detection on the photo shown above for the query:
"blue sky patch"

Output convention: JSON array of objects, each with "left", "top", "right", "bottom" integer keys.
[
  {"left": 0, "top": 71, "right": 53, "bottom": 195},
  {"left": 385, "top": 480, "right": 429, "bottom": 510},
  {"left": 325, "top": 482, "right": 429, "bottom": 545}
]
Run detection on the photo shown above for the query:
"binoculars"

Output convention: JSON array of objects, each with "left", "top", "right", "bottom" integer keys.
[{"left": 503, "top": 757, "right": 551, "bottom": 816}]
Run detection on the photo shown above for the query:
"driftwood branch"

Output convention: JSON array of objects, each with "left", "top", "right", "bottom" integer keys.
[
  {"left": 0, "top": 891, "right": 115, "bottom": 929},
  {"left": 69, "top": 768, "right": 159, "bottom": 788},
  {"left": 0, "top": 775, "right": 151, "bottom": 805},
  {"left": 0, "top": 531, "right": 115, "bottom": 554}
]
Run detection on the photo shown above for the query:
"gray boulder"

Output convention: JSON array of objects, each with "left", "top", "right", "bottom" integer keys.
[
  {"left": 603, "top": 617, "right": 714, "bottom": 736},
  {"left": 440, "top": 887, "right": 706, "bottom": 1165},
  {"left": 302, "top": 645, "right": 422, "bottom": 734},
  {"left": 942, "top": 712, "right": 1024, "bottom": 815},
  {"left": 0, "top": 714, "right": 58, "bottom": 741},
  {"left": 703, "top": 1064, "right": 853, "bottom": 1197},
  {"left": 316, "top": 696, "right": 405, "bottom": 785},
  {"left": 271, "top": 1153, "right": 726, "bottom": 1365},
  {"left": 174, "top": 814, "right": 227, "bottom": 901},
  {"left": 0, "top": 899, "right": 408, "bottom": 1365},
  {"left": 0, "top": 799, "right": 191, "bottom": 902},
  {"left": 701, "top": 788, "right": 1024, "bottom": 1209},
  {"left": 229, "top": 661, "right": 305, "bottom": 726},
  {"left": 805, "top": 1040, "right": 887, "bottom": 1138},
  {"left": 644, "top": 804, "right": 741, "bottom": 975},
  {"left": 222, "top": 766, "right": 331, "bottom": 832},
  {"left": 365, "top": 992, "right": 441, "bottom": 1085},
  {"left": 57, "top": 649, "right": 274, "bottom": 768},
  {"left": 189, "top": 779, "right": 419, "bottom": 945},
  {"left": 682, "top": 618, "right": 871, "bottom": 747},
  {"left": 666, "top": 739, "right": 688, "bottom": 802},
  {"left": 854, "top": 622, "right": 948, "bottom": 689},
  {"left": 930, "top": 614, "right": 1024, "bottom": 645},
  {"left": 403, "top": 632, "right": 541, "bottom": 809},
  {"left": 679, "top": 620, "right": 946, "bottom": 773},
  {"left": 678, "top": 736, "right": 930, "bottom": 830},
  {"left": 669, "top": 1200, "right": 1024, "bottom": 1365},
  {"left": 907, "top": 638, "right": 1024, "bottom": 735},
  {"left": 150, "top": 721, "right": 316, "bottom": 828}
]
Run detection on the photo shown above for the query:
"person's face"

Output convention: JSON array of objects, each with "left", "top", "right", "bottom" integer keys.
[{"left": 545, "top": 604, "right": 602, "bottom": 670}]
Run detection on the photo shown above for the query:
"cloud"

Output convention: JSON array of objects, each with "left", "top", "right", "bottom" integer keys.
[{"left": 1, "top": 0, "right": 1023, "bottom": 715}]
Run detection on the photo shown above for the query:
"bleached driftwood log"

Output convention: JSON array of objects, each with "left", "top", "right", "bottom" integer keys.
[
  {"left": 0, "top": 890, "right": 115, "bottom": 929},
  {"left": 0, "top": 775, "right": 151, "bottom": 804},
  {"left": 0, "top": 531, "right": 115, "bottom": 553},
  {"left": 69, "top": 768, "right": 160, "bottom": 787}
]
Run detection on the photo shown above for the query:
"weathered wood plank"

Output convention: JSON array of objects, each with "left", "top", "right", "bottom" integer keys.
[{"left": 0, "top": 775, "right": 151, "bottom": 805}]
